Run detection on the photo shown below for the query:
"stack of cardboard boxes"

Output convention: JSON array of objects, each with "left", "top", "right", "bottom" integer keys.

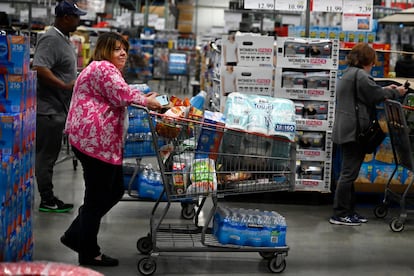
[{"left": 0, "top": 34, "right": 36, "bottom": 262}]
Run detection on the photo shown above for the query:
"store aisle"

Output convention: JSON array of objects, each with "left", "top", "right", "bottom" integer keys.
[{"left": 32, "top": 158, "right": 414, "bottom": 276}]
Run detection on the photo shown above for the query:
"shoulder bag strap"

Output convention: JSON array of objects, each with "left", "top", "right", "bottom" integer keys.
[{"left": 353, "top": 70, "right": 362, "bottom": 138}]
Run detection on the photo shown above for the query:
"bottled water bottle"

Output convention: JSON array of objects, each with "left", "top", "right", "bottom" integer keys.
[
  {"left": 190, "top": 90, "right": 207, "bottom": 110},
  {"left": 214, "top": 206, "right": 231, "bottom": 244},
  {"left": 228, "top": 209, "right": 246, "bottom": 245},
  {"left": 138, "top": 168, "right": 150, "bottom": 199}
]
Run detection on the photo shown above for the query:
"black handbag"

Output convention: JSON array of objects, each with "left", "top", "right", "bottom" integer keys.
[
  {"left": 353, "top": 71, "right": 386, "bottom": 154},
  {"left": 357, "top": 119, "right": 386, "bottom": 154}
]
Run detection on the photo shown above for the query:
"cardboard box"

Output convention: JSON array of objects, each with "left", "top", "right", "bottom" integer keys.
[
  {"left": 0, "top": 35, "right": 30, "bottom": 75},
  {"left": 236, "top": 35, "right": 274, "bottom": 67},
  {"left": 0, "top": 74, "right": 26, "bottom": 113},
  {"left": 234, "top": 66, "right": 274, "bottom": 96},
  {"left": 0, "top": 113, "right": 22, "bottom": 156},
  {"left": 177, "top": 22, "right": 193, "bottom": 33},
  {"left": 195, "top": 111, "right": 225, "bottom": 160},
  {"left": 141, "top": 5, "right": 165, "bottom": 18}
]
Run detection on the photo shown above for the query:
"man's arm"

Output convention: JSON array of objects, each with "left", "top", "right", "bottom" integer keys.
[{"left": 33, "top": 66, "right": 75, "bottom": 91}]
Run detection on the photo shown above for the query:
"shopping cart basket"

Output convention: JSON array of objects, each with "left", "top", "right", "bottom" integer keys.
[
  {"left": 134, "top": 105, "right": 296, "bottom": 275},
  {"left": 374, "top": 99, "right": 414, "bottom": 232},
  {"left": 122, "top": 105, "right": 196, "bottom": 219}
]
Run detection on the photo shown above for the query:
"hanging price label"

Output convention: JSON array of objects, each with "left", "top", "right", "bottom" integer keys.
[
  {"left": 244, "top": 0, "right": 275, "bottom": 10},
  {"left": 343, "top": 0, "right": 372, "bottom": 15},
  {"left": 275, "top": 0, "right": 307, "bottom": 12},
  {"left": 342, "top": 0, "right": 373, "bottom": 31},
  {"left": 312, "top": 0, "right": 343, "bottom": 13}
]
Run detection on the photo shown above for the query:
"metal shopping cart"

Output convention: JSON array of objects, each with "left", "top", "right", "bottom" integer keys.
[
  {"left": 374, "top": 99, "right": 414, "bottom": 232},
  {"left": 134, "top": 105, "right": 296, "bottom": 275},
  {"left": 122, "top": 105, "right": 196, "bottom": 219}
]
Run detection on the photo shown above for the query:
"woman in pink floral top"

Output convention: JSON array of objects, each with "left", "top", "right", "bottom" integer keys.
[{"left": 61, "top": 32, "right": 161, "bottom": 267}]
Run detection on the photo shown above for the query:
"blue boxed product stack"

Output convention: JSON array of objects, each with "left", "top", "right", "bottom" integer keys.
[
  {"left": 213, "top": 206, "right": 287, "bottom": 247},
  {"left": 122, "top": 163, "right": 166, "bottom": 201},
  {"left": 0, "top": 34, "right": 36, "bottom": 261},
  {"left": 137, "top": 167, "right": 166, "bottom": 201},
  {"left": 123, "top": 105, "right": 165, "bottom": 158}
]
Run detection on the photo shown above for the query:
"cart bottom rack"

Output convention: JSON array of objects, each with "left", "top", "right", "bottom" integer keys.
[{"left": 137, "top": 201, "right": 289, "bottom": 275}]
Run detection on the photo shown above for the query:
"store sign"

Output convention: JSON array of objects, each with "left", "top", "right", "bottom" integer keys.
[
  {"left": 244, "top": 0, "right": 306, "bottom": 11},
  {"left": 244, "top": 0, "right": 275, "bottom": 10},
  {"left": 312, "top": 0, "right": 343, "bottom": 13},
  {"left": 275, "top": 0, "right": 307, "bottom": 12},
  {"left": 342, "top": 0, "right": 373, "bottom": 31}
]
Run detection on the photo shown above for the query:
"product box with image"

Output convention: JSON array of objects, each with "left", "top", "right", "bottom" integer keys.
[
  {"left": 374, "top": 136, "right": 394, "bottom": 164},
  {"left": 0, "top": 35, "right": 30, "bottom": 75},
  {"left": 0, "top": 74, "right": 27, "bottom": 113},
  {"left": 0, "top": 113, "right": 22, "bottom": 156},
  {"left": 236, "top": 34, "right": 274, "bottom": 67},
  {"left": 296, "top": 160, "right": 324, "bottom": 180},
  {"left": 403, "top": 168, "right": 414, "bottom": 185},
  {"left": 372, "top": 164, "right": 404, "bottom": 185},
  {"left": 277, "top": 37, "right": 339, "bottom": 70},
  {"left": 356, "top": 162, "right": 374, "bottom": 184},
  {"left": 195, "top": 110, "right": 225, "bottom": 160},
  {"left": 276, "top": 68, "right": 335, "bottom": 101}
]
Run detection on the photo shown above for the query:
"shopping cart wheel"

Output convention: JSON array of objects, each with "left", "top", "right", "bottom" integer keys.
[
  {"left": 259, "top": 251, "right": 275, "bottom": 259},
  {"left": 137, "top": 257, "right": 156, "bottom": 276},
  {"left": 390, "top": 217, "right": 405, "bottom": 232},
  {"left": 373, "top": 204, "right": 388, "bottom": 218},
  {"left": 181, "top": 203, "right": 196, "bottom": 220},
  {"left": 137, "top": 235, "right": 153, "bottom": 254},
  {"left": 268, "top": 254, "right": 286, "bottom": 273}
]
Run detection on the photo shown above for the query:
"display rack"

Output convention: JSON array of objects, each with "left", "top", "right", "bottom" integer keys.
[{"left": 275, "top": 37, "right": 339, "bottom": 192}]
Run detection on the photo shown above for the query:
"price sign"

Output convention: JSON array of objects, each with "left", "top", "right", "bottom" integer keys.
[
  {"left": 342, "top": 0, "right": 372, "bottom": 14},
  {"left": 244, "top": 0, "right": 275, "bottom": 10},
  {"left": 312, "top": 0, "right": 343, "bottom": 13},
  {"left": 342, "top": 0, "right": 373, "bottom": 31},
  {"left": 275, "top": 0, "right": 307, "bottom": 12}
]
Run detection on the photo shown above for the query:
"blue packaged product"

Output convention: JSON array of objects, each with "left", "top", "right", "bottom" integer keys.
[{"left": 190, "top": 90, "right": 207, "bottom": 110}]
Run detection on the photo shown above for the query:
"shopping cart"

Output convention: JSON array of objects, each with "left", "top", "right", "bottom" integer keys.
[
  {"left": 122, "top": 105, "right": 196, "bottom": 219},
  {"left": 374, "top": 99, "right": 414, "bottom": 232},
  {"left": 134, "top": 105, "right": 296, "bottom": 275}
]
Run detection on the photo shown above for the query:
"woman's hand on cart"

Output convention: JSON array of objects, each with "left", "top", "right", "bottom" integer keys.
[{"left": 145, "top": 92, "right": 163, "bottom": 111}]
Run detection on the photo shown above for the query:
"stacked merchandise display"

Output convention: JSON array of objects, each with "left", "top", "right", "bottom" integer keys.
[
  {"left": 210, "top": 33, "right": 338, "bottom": 192},
  {"left": 339, "top": 42, "right": 391, "bottom": 78},
  {"left": 275, "top": 37, "right": 339, "bottom": 192},
  {"left": 0, "top": 34, "right": 36, "bottom": 261}
]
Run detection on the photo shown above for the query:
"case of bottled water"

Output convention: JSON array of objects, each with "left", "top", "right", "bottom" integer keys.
[{"left": 213, "top": 206, "right": 287, "bottom": 247}]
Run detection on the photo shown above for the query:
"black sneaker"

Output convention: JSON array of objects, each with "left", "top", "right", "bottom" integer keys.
[
  {"left": 353, "top": 213, "right": 368, "bottom": 223},
  {"left": 39, "top": 197, "right": 74, "bottom": 213},
  {"left": 329, "top": 215, "right": 361, "bottom": 226}
]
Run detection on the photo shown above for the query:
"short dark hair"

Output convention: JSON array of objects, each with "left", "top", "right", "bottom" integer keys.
[
  {"left": 92, "top": 32, "right": 129, "bottom": 61},
  {"left": 346, "top": 43, "right": 377, "bottom": 68}
]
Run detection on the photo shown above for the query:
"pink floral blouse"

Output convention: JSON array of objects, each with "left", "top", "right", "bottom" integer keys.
[{"left": 65, "top": 60, "right": 147, "bottom": 165}]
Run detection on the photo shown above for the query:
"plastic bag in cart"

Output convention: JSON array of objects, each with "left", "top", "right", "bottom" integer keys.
[{"left": 187, "top": 158, "right": 217, "bottom": 194}]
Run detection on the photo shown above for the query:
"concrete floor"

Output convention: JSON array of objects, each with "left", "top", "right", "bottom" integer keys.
[{"left": 32, "top": 154, "right": 414, "bottom": 276}]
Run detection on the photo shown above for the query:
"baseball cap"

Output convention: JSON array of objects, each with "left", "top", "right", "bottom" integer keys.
[{"left": 55, "top": 1, "right": 87, "bottom": 17}]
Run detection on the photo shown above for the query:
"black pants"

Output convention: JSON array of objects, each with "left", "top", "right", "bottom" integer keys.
[
  {"left": 35, "top": 114, "right": 66, "bottom": 201},
  {"left": 333, "top": 142, "right": 366, "bottom": 217},
  {"left": 65, "top": 147, "right": 124, "bottom": 260}
]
